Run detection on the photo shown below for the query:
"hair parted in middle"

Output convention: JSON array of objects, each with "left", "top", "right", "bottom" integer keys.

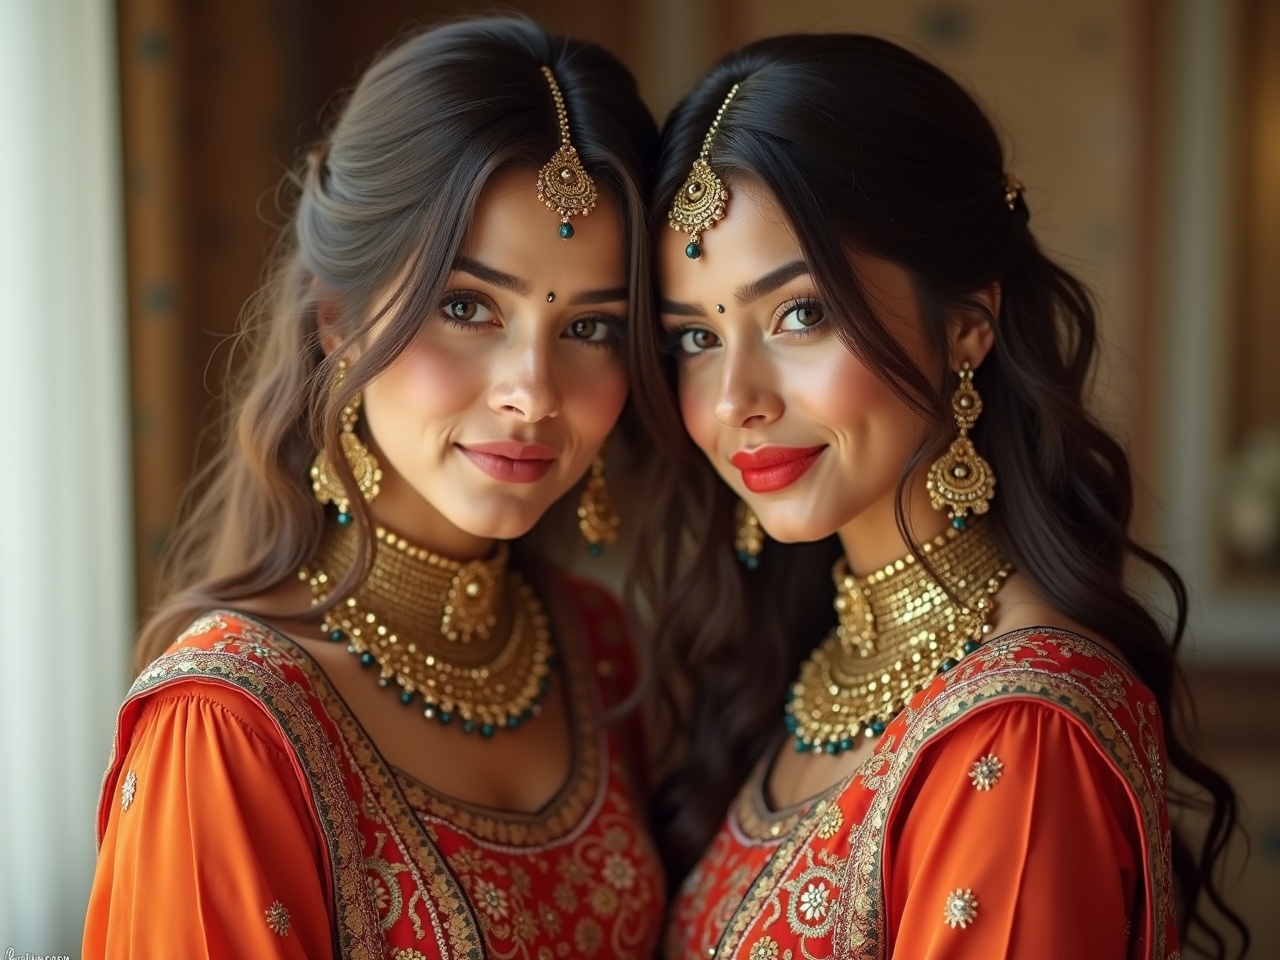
[
  {"left": 629, "top": 33, "right": 1245, "bottom": 958},
  {"left": 136, "top": 15, "right": 659, "bottom": 670}
]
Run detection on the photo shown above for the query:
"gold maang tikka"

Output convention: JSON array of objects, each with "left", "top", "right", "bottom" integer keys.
[
  {"left": 668, "top": 82, "right": 741, "bottom": 260},
  {"left": 536, "top": 65, "right": 598, "bottom": 240}
]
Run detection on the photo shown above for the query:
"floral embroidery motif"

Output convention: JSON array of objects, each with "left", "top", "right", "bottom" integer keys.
[
  {"left": 798, "top": 882, "right": 831, "bottom": 921},
  {"left": 669, "top": 628, "right": 1177, "bottom": 960},
  {"left": 575, "top": 916, "right": 604, "bottom": 954},
  {"left": 968, "top": 754, "right": 1004, "bottom": 791},
  {"left": 781, "top": 856, "right": 842, "bottom": 939},
  {"left": 944, "top": 888, "right": 978, "bottom": 929},
  {"left": 473, "top": 878, "right": 510, "bottom": 921},
  {"left": 110, "top": 599, "right": 664, "bottom": 960},
  {"left": 265, "top": 900, "right": 291, "bottom": 936},
  {"left": 816, "top": 802, "right": 844, "bottom": 839},
  {"left": 603, "top": 852, "right": 638, "bottom": 890},
  {"left": 120, "top": 770, "right": 137, "bottom": 811}
]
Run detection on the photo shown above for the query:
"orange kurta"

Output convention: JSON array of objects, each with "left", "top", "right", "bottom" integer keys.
[
  {"left": 666, "top": 629, "right": 1178, "bottom": 960},
  {"left": 85, "top": 579, "right": 664, "bottom": 959}
]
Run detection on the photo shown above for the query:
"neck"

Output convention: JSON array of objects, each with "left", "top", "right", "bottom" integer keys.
[
  {"left": 835, "top": 469, "right": 949, "bottom": 575},
  {"left": 364, "top": 451, "right": 495, "bottom": 561}
]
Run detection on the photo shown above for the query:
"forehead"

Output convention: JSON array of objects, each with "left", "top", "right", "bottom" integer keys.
[
  {"left": 658, "top": 178, "right": 802, "bottom": 300},
  {"left": 462, "top": 166, "right": 627, "bottom": 285}
]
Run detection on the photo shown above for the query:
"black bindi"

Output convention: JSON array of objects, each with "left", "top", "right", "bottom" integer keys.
[
  {"left": 716, "top": 304, "right": 725, "bottom": 313},
  {"left": 546, "top": 292, "right": 556, "bottom": 303}
]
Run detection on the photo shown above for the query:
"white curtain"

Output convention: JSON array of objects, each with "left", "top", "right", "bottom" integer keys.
[{"left": 0, "top": 0, "right": 133, "bottom": 947}]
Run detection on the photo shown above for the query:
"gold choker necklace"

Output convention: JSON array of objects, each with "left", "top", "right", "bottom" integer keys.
[
  {"left": 300, "top": 523, "right": 553, "bottom": 738},
  {"left": 784, "top": 521, "right": 1012, "bottom": 755}
]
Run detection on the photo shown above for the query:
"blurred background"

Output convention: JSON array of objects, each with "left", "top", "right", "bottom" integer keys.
[{"left": 1, "top": 0, "right": 1277, "bottom": 953}]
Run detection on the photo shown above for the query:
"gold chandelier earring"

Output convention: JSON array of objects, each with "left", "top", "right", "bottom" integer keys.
[
  {"left": 734, "top": 500, "right": 764, "bottom": 569},
  {"left": 577, "top": 456, "right": 619, "bottom": 556},
  {"left": 310, "top": 358, "right": 382, "bottom": 525},
  {"left": 926, "top": 362, "right": 996, "bottom": 529}
]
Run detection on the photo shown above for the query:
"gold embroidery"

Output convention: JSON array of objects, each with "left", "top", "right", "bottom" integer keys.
[
  {"left": 968, "top": 754, "right": 1004, "bottom": 791},
  {"left": 749, "top": 936, "right": 780, "bottom": 959},
  {"left": 120, "top": 770, "right": 137, "bottom": 811},
  {"left": 943, "top": 888, "right": 978, "bottom": 928},
  {"left": 124, "top": 619, "right": 389, "bottom": 957},
  {"left": 265, "top": 900, "right": 291, "bottom": 936},
  {"left": 671, "top": 628, "right": 1173, "bottom": 960},
  {"left": 393, "top": 951, "right": 430, "bottom": 960},
  {"left": 815, "top": 804, "right": 844, "bottom": 840},
  {"left": 836, "top": 628, "right": 1174, "bottom": 960},
  {"left": 781, "top": 852, "right": 841, "bottom": 939}
]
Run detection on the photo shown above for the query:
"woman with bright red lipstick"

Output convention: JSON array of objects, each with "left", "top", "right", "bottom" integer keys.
[
  {"left": 84, "top": 18, "right": 664, "bottom": 959},
  {"left": 633, "top": 35, "right": 1247, "bottom": 960}
]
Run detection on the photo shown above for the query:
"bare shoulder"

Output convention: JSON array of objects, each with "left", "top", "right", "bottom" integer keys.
[{"left": 987, "top": 571, "right": 1125, "bottom": 662}]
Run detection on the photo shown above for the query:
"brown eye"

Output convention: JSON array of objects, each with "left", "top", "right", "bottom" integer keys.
[
  {"left": 679, "top": 328, "right": 721, "bottom": 354},
  {"left": 564, "top": 316, "right": 620, "bottom": 346},
  {"left": 777, "top": 300, "right": 825, "bottom": 332},
  {"left": 438, "top": 294, "right": 494, "bottom": 327},
  {"left": 446, "top": 300, "right": 478, "bottom": 321}
]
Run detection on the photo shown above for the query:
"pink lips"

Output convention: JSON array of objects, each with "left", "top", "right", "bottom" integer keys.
[
  {"left": 458, "top": 440, "right": 558, "bottom": 484},
  {"left": 729, "top": 445, "right": 827, "bottom": 493}
]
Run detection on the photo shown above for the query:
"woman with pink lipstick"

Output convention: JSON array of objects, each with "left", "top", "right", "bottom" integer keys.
[
  {"left": 633, "top": 34, "right": 1246, "bottom": 960},
  {"left": 84, "top": 18, "right": 664, "bottom": 959}
]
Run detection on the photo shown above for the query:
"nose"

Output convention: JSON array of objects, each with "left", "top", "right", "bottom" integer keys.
[
  {"left": 488, "top": 334, "right": 563, "bottom": 423},
  {"left": 714, "top": 342, "right": 783, "bottom": 429}
]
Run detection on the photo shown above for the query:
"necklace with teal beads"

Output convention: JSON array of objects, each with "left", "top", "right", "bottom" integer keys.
[
  {"left": 300, "top": 520, "right": 555, "bottom": 739},
  {"left": 784, "top": 520, "right": 1012, "bottom": 756}
]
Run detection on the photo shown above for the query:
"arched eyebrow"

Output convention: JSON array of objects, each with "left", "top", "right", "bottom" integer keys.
[
  {"left": 453, "top": 257, "right": 627, "bottom": 306},
  {"left": 659, "top": 259, "right": 811, "bottom": 317},
  {"left": 732, "top": 260, "right": 809, "bottom": 306},
  {"left": 455, "top": 257, "right": 530, "bottom": 296}
]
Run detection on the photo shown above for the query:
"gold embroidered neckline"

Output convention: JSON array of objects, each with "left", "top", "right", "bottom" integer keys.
[
  {"left": 784, "top": 520, "right": 1013, "bottom": 755},
  {"left": 391, "top": 586, "right": 606, "bottom": 847}
]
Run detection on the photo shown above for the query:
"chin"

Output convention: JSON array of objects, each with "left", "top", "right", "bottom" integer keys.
[
  {"left": 753, "top": 510, "right": 840, "bottom": 546},
  {"left": 448, "top": 500, "right": 549, "bottom": 542}
]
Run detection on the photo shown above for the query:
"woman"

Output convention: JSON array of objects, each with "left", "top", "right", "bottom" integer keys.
[
  {"left": 634, "top": 35, "right": 1246, "bottom": 960},
  {"left": 84, "top": 17, "right": 662, "bottom": 959}
]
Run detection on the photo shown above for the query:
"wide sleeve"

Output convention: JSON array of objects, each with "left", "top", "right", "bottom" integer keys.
[
  {"left": 884, "top": 701, "right": 1145, "bottom": 959},
  {"left": 83, "top": 683, "right": 335, "bottom": 959}
]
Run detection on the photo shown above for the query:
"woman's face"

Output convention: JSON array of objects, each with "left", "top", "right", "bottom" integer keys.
[
  {"left": 657, "top": 178, "right": 939, "bottom": 548},
  {"left": 356, "top": 167, "right": 630, "bottom": 551}
]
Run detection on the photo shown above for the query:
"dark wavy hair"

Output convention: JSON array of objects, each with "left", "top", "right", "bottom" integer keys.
[
  {"left": 136, "top": 16, "right": 658, "bottom": 668},
  {"left": 629, "top": 34, "right": 1247, "bottom": 958}
]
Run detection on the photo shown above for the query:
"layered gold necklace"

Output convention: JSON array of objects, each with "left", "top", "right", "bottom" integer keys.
[
  {"left": 300, "top": 522, "right": 553, "bottom": 738},
  {"left": 784, "top": 520, "right": 1012, "bottom": 755}
]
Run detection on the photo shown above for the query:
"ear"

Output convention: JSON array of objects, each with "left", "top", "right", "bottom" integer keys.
[
  {"left": 314, "top": 286, "right": 345, "bottom": 357},
  {"left": 945, "top": 282, "right": 999, "bottom": 371}
]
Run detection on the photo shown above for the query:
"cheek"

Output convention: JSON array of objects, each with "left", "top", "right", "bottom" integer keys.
[
  {"left": 371, "top": 337, "right": 483, "bottom": 417},
  {"left": 676, "top": 365, "right": 720, "bottom": 453},
  {"left": 566, "top": 357, "right": 629, "bottom": 440}
]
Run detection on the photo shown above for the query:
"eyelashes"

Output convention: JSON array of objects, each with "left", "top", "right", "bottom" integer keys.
[
  {"left": 437, "top": 290, "right": 624, "bottom": 348},
  {"left": 661, "top": 297, "right": 829, "bottom": 358}
]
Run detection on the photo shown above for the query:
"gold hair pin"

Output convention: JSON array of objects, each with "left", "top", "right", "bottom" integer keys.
[
  {"left": 1003, "top": 174, "right": 1024, "bottom": 210},
  {"left": 536, "top": 65, "right": 598, "bottom": 239},
  {"left": 669, "top": 82, "right": 741, "bottom": 260}
]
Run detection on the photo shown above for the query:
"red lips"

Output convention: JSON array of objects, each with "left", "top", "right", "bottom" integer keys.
[
  {"left": 458, "top": 440, "right": 558, "bottom": 484},
  {"left": 729, "top": 445, "right": 827, "bottom": 493}
]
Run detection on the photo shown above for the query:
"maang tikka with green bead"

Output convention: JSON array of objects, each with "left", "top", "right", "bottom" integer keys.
[
  {"left": 535, "top": 65, "right": 598, "bottom": 240},
  {"left": 668, "top": 82, "right": 741, "bottom": 260}
]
